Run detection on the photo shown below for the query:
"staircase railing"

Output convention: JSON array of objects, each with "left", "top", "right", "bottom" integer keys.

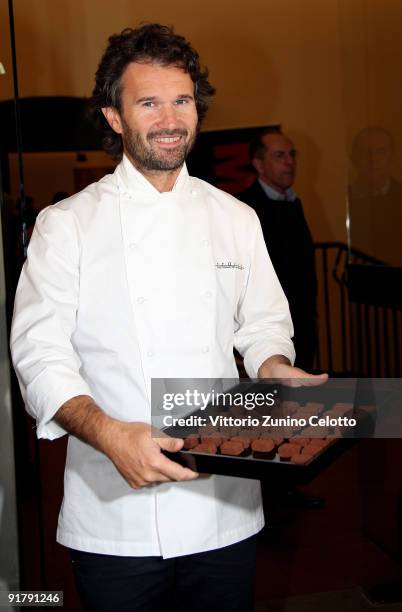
[{"left": 314, "top": 242, "right": 401, "bottom": 376}]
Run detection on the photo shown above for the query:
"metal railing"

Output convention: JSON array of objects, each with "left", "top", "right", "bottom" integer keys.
[{"left": 314, "top": 242, "right": 402, "bottom": 376}]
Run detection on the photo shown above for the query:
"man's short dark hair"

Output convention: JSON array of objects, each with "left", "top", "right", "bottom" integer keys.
[
  {"left": 249, "top": 125, "right": 282, "bottom": 161},
  {"left": 87, "top": 23, "right": 215, "bottom": 160}
]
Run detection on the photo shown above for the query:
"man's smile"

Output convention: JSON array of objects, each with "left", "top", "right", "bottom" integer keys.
[
  {"left": 148, "top": 129, "right": 188, "bottom": 148},
  {"left": 154, "top": 136, "right": 181, "bottom": 142},
  {"left": 152, "top": 135, "right": 184, "bottom": 147}
]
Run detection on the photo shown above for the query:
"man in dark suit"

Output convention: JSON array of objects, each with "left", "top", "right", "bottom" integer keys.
[
  {"left": 237, "top": 127, "right": 317, "bottom": 370},
  {"left": 238, "top": 127, "right": 323, "bottom": 514}
]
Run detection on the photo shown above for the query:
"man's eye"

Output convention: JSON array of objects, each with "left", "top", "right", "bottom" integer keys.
[
  {"left": 175, "top": 98, "right": 189, "bottom": 105},
  {"left": 142, "top": 101, "right": 155, "bottom": 108}
]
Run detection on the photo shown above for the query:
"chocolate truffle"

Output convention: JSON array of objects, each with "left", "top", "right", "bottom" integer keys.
[
  {"left": 291, "top": 453, "right": 311, "bottom": 465},
  {"left": 251, "top": 439, "right": 276, "bottom": 460},
  {"left": 278, "top": 443, "right": 300, "bottom": 462},
  {"left": 183, "top": 435, "right": 199, "bottom": 450},
  {"left": 192, "top": 441, "right": 218, "bottom": 454},
  {"left": 220, "top": 440, "right": 250, "bottom": 457}
]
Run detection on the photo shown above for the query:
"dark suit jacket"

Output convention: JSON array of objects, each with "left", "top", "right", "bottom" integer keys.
[{"left": 237, "top": 180, "right": 317, "bottom": 369}]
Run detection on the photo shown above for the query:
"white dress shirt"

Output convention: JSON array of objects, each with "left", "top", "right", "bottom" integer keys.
[
  {"left": 258, "top": 179, "right": 297, "bottom": 202},
  {"left": 11, "top": 155, "right": 294, "bottom": 558}
]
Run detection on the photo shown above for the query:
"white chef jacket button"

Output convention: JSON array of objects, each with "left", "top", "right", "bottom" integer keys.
[
  {"left": 202, "top": 240, "right": 210, "bottom": 247},
  {"left": 137, "top": 296, "right": 145, "bottom": 304},
  {"left": 191, "top": 189, "right": 197, "bottom": 196},
  {"left": 147, "top": 350, "right": 154, "bottom": 358},
  {"left": 205, "top": 291, "right": 213, "bottom": 299},
  {"left": 202, "top": 345, "right": 210, "bottom": 353},
  {"left": 129, "top": 242, "right": 137, "bottom": 250}
]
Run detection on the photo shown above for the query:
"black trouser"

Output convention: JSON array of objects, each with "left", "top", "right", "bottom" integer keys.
[{"left": 70, "top": 535, "right": 257, "bottom": 612}]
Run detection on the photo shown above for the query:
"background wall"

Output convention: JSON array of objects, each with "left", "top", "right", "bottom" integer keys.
[{"left": 1, "top": 0, "right": 402, "bottom": 244}]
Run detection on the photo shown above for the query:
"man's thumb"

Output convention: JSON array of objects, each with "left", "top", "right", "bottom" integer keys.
[{"left": 158, "top": 436, "right": 184, "bottom": 452}]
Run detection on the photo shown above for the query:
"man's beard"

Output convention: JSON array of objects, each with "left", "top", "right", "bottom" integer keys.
[{"left": 121, "top": 119, "right": 197, "bottom": 172}]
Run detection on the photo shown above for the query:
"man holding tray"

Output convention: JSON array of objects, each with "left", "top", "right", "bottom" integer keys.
[{"left": 11, "top": 23, "right": 326, "bottom": 612}]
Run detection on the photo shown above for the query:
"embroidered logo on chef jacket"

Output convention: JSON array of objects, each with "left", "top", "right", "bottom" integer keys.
[{"left": 216, "top": 262, "right": 244, "bottom": 270}]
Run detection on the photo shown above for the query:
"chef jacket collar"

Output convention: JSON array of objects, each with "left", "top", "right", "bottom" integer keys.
[{"left": 116, "top": 153, "right": 190, "bottom": 196}]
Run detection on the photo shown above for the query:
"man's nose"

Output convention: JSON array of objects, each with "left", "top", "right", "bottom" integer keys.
[
  {"left": 158, "top": 104, "right": 179, "bottom": 128},
  {"left": 284, "top": 153, "right": 295, "bottom": 166}
]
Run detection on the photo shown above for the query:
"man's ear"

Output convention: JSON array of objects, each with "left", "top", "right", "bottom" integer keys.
[
  {"left": 102, "top": 107, "right": 123, "bottom": 134},
  {"left": 252, "top": 156, "right": 263, "bottom": 177}
]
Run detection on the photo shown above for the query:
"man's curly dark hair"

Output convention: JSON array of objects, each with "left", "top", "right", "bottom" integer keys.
[{"left": 88, "top": 23, "right": 215, "bottom": 160}]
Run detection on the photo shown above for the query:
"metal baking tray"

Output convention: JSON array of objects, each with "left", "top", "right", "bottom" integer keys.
[
  {"left": 162, "top": 380, "right": 374, "bottom": 482},
  {"left": 164, "top": 438, "right": 352, "bottom": 483}
]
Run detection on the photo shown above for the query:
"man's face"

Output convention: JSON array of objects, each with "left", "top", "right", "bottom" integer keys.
[
  {"left": 253, "top": 133, "right": 297, "bottom": 194},
  {"left": 352, "top": 130, "right": 393, "bottom": 187},
  {"left": 104, "top": 62, "right": 198, "bottom": 173}
]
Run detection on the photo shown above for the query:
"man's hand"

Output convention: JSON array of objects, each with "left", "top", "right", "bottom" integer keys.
[
  {"left": 102, "top": 421, "right": 198, "bottom": 489},
  {"left": 55, "top": 395, "right": 198, "bottom": 489},
  {"left": 258, "top": 354, "right": 328, "bottom": 387}
]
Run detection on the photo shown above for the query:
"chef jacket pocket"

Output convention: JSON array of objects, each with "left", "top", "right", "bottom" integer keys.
[{"left": 214, "top": 260, "right": 246, "bottom": 307}]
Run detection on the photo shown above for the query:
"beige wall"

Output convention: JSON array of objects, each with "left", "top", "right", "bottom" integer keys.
[
  {"left": 339, "top": 0, "right": 402, "bottom": 153},
  {"left": 1, "top": 0, "right": 401, "bottom": 243}
]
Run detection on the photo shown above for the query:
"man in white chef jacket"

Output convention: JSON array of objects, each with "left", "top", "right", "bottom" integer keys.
[{"left": 11, "top": 23, "right": 327, "bottom": 612}]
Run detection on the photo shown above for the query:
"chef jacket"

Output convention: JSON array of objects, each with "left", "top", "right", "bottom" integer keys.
[{"left": 11, "top": 154, "right": 295, "bottom": 558}]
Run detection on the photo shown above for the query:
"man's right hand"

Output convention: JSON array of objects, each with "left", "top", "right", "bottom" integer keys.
[
  {"left": 103, "top": 421, "right": 198, "bottom": 489},
  {"left": 55, "top": 395, "right": 198, "bottom": 489}
]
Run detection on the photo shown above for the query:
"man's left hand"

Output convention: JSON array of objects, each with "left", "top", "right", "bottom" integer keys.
[{"left": 258, "top": 354, "right": 328, "bottom": 387}]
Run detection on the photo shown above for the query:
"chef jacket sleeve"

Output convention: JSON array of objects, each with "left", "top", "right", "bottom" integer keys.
[
  {"left": 10, "top": 205, "right": 92, "bottom": 440},
  {"left": 233, "top": 211, "right": 295, "bottom": 378}
]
